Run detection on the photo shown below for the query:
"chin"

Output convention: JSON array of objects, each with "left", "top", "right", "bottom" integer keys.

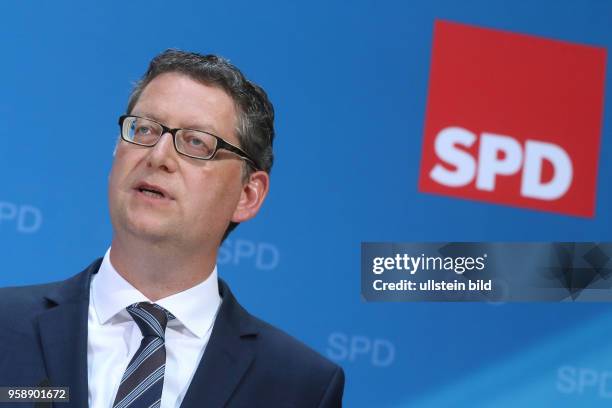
[{"left": 117, "top": 213, "right": 175, "bottom": 243}]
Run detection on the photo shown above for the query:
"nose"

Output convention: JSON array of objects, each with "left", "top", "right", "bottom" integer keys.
[{"left": 146, "top": 132, "right": 179, "bottom": 173}]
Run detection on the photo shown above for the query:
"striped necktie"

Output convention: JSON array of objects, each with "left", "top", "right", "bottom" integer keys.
[{"left": 112, "top": 302, "right": 175, "bottom": 408}]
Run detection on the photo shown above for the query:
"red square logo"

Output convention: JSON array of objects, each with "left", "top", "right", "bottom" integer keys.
[{"left": 418, "top": 20, "right": 607, "bottom": 217}]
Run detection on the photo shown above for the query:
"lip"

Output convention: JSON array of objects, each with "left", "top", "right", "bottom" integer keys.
[{"left": 133, "top": 182, "right": 175, "bottom": 200}]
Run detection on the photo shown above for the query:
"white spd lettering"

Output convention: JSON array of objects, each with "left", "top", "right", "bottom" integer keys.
[{"left": 429, "top": 126, "right": 573, "bottom": 200}]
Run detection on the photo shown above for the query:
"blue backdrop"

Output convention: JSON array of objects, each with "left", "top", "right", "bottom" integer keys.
[{"left": 1, "top": 1, "right": 611, "bottom": 406}]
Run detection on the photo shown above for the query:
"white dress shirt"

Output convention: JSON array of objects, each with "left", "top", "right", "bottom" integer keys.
[{"left": 87, "top": 248, "right": 222, "bottom": 408}]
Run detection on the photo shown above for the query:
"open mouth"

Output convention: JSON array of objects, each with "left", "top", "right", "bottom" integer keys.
[
  {"left": 138, "top": 187, "right": 165, "bottom": 199},
  {"left": 134, "top": 183, "right": 172, "bottom": 200}
]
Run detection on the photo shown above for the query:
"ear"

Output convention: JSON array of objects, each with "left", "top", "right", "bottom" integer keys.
[{"left": 231, "top": 170, "right": 270, "bottom": 223}]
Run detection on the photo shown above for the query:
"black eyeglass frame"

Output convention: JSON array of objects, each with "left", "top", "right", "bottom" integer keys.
[{"left": 118, "top": 114, "right": 260, "bottom": 170}]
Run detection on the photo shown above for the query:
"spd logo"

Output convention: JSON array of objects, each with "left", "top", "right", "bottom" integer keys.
[{"left": 418, "top": 20, "right": 607, "bottom": 217}]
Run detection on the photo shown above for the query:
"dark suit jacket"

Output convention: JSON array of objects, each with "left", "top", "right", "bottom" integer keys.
[{"left": 0, "top": 258, "right": 344, "bottom": 407}]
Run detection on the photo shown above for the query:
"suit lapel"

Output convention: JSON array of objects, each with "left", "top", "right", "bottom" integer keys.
[
  {"left": 33, "top": 261, "right": 256, "bottom": 408},
  {"left": 35, "top": 259, "right": 101, "bottom": 408},
  {"left": 179, "top": 279, "right": 258, "bottom": 408}
]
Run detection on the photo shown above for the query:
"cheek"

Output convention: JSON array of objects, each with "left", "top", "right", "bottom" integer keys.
[
  {"left": 111, "top": 145, "right": 144, "bottom": 180},
  {"left": 108, "top": 149, "right": 138, "bottom": 198},
  {"left": 107, "top": 165, "right": 124, "bottom": 213},
  {"left": 187, "top": 168, "right": 243, "bottom": 217},
  {"left": 108, "top": 159, "right": 126, "bottom": 194}
]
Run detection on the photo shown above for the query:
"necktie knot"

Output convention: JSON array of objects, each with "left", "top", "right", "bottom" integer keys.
[{"left": 127, "top": 302, "right": 174, "bottom": 339}]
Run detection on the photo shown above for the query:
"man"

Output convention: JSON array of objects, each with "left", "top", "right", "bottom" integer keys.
[{"left": 0, "top": 49, "right": 344, "bottom": 407}]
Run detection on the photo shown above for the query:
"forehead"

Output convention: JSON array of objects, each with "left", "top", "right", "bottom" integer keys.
[{"left": 132, "top": 72, "right": 238, "bottom": 141}]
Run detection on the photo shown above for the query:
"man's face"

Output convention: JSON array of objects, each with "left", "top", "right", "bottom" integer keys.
[{"left": 108, "top": 72, "right": 246, "bottom": 250}]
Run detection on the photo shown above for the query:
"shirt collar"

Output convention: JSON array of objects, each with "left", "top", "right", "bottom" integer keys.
[{"left": 91, "top": 247, "right": 221, "bottom": 338}]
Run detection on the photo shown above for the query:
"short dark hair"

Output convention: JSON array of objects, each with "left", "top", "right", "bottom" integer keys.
[{"left": 127, "top": 49, "right": 275, "bottom": 241}]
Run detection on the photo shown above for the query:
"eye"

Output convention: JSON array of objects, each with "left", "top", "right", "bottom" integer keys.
[
  {"left": 180, "top": 131, "right": 214, "bottom": 156},
  {"left": 134, "top": 125, "right": 153, "bottom": 135},
  {"left": 187, "top": 135, "right": 204, "bottom": 146}
]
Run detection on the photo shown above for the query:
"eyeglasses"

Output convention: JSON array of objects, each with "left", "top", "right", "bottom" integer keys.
[{"left": 118, "top": 115, "right": 260, "bottom": 170}]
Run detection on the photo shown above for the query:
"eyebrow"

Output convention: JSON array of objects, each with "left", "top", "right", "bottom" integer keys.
[{"left": 134, "top": 111, "right": 222, "bottom": 136}]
